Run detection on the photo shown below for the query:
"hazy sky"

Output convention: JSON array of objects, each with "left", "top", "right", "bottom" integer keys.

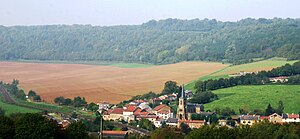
[{"left": 0, "top": 0, "right": 299, "bottom": 26}]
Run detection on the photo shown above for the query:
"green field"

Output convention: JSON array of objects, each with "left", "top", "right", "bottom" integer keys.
[
  {"left": 214, "top": 58, "right": 298, "bottom": 76},
  {"left": 185, "top": 58, "right": 298, "bottom": 91},
  {"left": 204, "top": 85, "right": 300, "bottom": 113},
  {"left": 109, "top": 63, "right": 153, "bottom": 68},
  {"left": 0, "top": 101, "right": 40, "bottom": 115},
  {"left": 5, "top": 59, "right": 153, "bottom": 68}
]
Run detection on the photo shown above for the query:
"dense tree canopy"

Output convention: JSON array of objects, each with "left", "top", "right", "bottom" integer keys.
[{"left": 0, "top": 18, "right": 300, "bottom": 64}]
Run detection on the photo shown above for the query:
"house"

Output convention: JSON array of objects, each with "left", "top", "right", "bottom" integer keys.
[
  {"left": 154, "top": 118, "right": 165, "bottom": 128},
  {"left": 153, "top": 104, "right": 174, "bottom": 120},
  {"left": 167, "top": 93, "right": 177, "bottom": 101},
  {"left": 219, "top": 120, "right": 227, "bottom": 126},
  {"left": 158, "top": 95, "right": 168, "bottom": 100},
  {"left": 269, "top": 76, "right": 289, "bottom": 83},
  {"left": 137, "top": 102, "right": 151, "bottom": 111},
  {"left": 103, "top": 108, "right": 124, "bottom": 121},
  {"left": 166, "top": 118, "right": 178, "bottom": 127},
  {"left": 123, "top": 106, "right": 138, "bottom": 123},
  {"left": 178, "top": 120, "right": 205, "bottom": 128},
  {"left": 240, "top": 115, "right": 260, "bottom": 126},
  {"left": 185, "top": 90, "right": 193, "bottom": 99},
  {"left": 97, "top": 102, "right": 110, "bottom": 113},
  {"left": 150, "top": 98, "right": 162, "bottom": 104},
  {"left": 102, "top": 130, "right": 128, "bottom": 139},
  {"left": 133, "top": 108, "right": 150, "bottom": 117},
  {"left": 269, "top": 113, "right": 283, "bottom": 124},
  {"left": 282, "top": 113, "right": 300, "bottom": 123},
  {"left": 57, "top": 120, "right": 71, "bottom": 129},
  {"left": 259, "top": 116, "right": 270, "bottom": 121},
  {"left": 136, "top": 114, "right": 157, "bottom": 123},
  {"left": 229, "top": 71, "right": 255, "bottom": 77}
]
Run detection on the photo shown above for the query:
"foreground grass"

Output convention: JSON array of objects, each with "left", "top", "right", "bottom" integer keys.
[
  {"left": 0, "top": 101, "right": 40, "bottom": 115},
  {"left": 185, "top": 58, "right": 298, "bottom": 91},
  {"left": 204, "top": 85, "right": 300, "bottom": 113}
]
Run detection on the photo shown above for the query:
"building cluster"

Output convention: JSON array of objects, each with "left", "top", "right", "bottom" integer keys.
[
  {"left": 239, "top": 113, "right": 300, "bottom": 126},
  {"left": 98, "top": 85, "right": 300, "bottom": 130},
  {"left": 100, "top": 85, "right": 210, "bottom": 128},
  {"left": 268, "top": 76, "right": 289, "bottom": 83},
  {"left": 229, "top": 71, "right": 257, "bottom": 77}
]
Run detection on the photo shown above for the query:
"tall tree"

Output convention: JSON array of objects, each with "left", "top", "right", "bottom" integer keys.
[
  {"left": 276, "top": 100, "right": 284, "bottom": 115},
  {"left": 265, "top": 104, "right": 275, "bottom": 116}
]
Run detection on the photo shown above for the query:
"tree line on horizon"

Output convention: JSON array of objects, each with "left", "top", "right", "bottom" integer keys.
[{"left": 0, "top": 18, "right": 300, "bottom": 64}]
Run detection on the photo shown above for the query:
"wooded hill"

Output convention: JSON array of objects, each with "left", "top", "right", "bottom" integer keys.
[{"left": 1, "top": 18, "right": 300, "bottom": 64}]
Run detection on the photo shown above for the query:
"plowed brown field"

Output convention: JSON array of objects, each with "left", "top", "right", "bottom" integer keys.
[{"left": 0, "top": 61, "right": 228, "bottom": 104}]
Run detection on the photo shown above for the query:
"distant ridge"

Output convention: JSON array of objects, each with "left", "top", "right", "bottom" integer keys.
[{"left": 0, "top": 18, "right": 299, "bottom": 64}]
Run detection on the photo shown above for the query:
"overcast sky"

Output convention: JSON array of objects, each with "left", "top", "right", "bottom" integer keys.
[{"left": 0, "top": 0, "right": 299, "bottom": 26}]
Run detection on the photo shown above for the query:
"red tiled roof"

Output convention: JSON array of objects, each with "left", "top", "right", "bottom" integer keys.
[
  {"left": 288, "top": 114, "right": 299, "bottom": 118},
  {"left": 153, "top": 104, "right": 168, "bottom": 111},
  {"left": 260, "top": 116, "right": 269, "bottom": 120},
  {"left": 158, "top": 110, "right": 171, "bottom": 114},
  {"left": 105, "top": 109, "right": 113, "bottom": 115},
  {"left": 110, "top": 108, "right": 123, "bottom": 114},
  {"left": 124, "top": 106, "right": 137, "bottom": 112},
  {"left": 102, "top": 130, "right": 127, "bottom": 135},
  {"left": 178, "top": 120, "right": 205, "bottom": 123}
]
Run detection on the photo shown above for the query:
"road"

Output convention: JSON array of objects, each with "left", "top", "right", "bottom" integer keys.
[
  {"left": 0, "top": 85, "right": 16, "bottom": 104},
  {"left": 0, "top": 85, "right": 51, "bottom": 112},
  {"left": 111, "top": 122, "right": 150, "bottom": 136}
]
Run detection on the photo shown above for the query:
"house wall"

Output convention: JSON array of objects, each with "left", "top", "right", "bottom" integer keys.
[{"left": 240, "top": 120, "right": 258, "bottom": 126}]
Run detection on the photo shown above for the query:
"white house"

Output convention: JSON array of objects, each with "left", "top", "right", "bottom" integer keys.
[{"left": 282, "top": 113, "right": 300, "bottom": 123}]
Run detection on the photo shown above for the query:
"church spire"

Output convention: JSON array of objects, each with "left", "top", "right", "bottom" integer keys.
[{"left": 181, "top": 84, "right": 185, "bottom": 98}]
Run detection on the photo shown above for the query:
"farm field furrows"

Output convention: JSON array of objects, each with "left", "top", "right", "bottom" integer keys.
[{"left": 0, "top": 61, "right": 228, "bottom": 104}]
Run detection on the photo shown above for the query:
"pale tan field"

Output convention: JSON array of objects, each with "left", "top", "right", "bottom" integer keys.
[{"left": 0, "top": 61, "right": 228, "bottom": 104}]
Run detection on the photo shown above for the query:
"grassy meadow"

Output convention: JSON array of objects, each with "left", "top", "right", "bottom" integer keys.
[
  {"left": 204, "top": 85, "right": 300, "bottom": 113},
  {"left": 0, "top": 94, "right": 40, "bottom": 115},
  {"left": 185, "top": 58, "right": 298, "bottom": 91},
  {"left": 0, "top": 101, "right": 40, "bottom": 115}
]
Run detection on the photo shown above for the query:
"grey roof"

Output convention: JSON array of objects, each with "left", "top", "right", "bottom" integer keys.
[
  {"left": 240, "top": 115, "right": 260, "bottom": 120},
  {"left": 166, "top": 118, "right": 178, "bottom": 123}
]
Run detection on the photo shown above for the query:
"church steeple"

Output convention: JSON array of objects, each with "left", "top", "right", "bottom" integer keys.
[
  {"left": 177, "top": 84, "right": 187, "bottom": 120},
  {"left": 180, "top": 84, "right": 185, "bottom": 98}
]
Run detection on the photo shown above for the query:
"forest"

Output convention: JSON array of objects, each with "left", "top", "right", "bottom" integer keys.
[{"left": 0, "top": 18, "right": 300, "bottom": 64}]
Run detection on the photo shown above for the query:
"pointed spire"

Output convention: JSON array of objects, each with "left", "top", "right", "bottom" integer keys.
[{"left": 181, "top": 84, "right": 184, "bottom": 98}]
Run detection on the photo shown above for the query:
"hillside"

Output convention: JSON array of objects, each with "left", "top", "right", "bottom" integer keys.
[
  {"left": 0, "top": 18, "right": 300, "bottom": 64},
  {"left": 185, "top": 58, "right": 298, "bottom": 91},
  {"left": 204, "top": 85, "right": 300, "bottom": 113}
]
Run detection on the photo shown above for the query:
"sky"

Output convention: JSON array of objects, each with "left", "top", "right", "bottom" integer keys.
[{"left": 0, "top": 0, "right": 299, "bottom": 26}]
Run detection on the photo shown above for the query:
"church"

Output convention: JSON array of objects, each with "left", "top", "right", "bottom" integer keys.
[{"left": 176, "top": 85, "right": 207, "bottom": 128}]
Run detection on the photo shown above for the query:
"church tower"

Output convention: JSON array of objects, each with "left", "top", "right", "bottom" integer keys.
[{"left": 177, "top": 84, "right": 187, "bottom": 120}]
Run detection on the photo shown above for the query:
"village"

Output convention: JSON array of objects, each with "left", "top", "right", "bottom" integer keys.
[{"left": 98, "top": 85, "right": 300, "bottom": 130}]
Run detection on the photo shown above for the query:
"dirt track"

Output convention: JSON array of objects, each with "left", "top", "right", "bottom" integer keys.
[{"left": 0, "top": 61, "right": 227, "bottom": 104}]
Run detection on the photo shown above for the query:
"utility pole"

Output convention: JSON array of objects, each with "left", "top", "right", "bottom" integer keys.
[{"left": 100, "top": 115, "right": 103, "bottom": 139}]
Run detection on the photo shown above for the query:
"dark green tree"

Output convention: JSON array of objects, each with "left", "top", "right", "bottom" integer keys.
[
  {"left": 161, "top": 81, "right": 180, "bottom": 95},
  {"left": 265, "top": 104, "right": 275, "bottom": 116},
  {"left": 0, "top": 116, "right": 15, "bottom": 139},
  {"left": 66, "top": 121, "right": 88, "bottom": 139},
  {"left": 276, "top": 100, "right": 284, "bottom": 115}
]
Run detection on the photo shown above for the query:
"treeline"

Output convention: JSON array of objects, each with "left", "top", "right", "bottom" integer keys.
[
  {"left": 194, "top": 61, "right": 300, "bottom": 92},
  {"left": 0, "top": 113, "right": 90, "bottom": 139},
  {"left": 1, "top": 79, "right": 41, "bottom": 102},
  {"left": 148, "top": 122, "right": 300, "bottom": 139},
  {"left": 1, "top": 18, "right": 300, "bottom": 64},
  {"left": 185, "top": 122, "right": 300, "bottom": 139},
  {"left": 54, "top": 96, "right": 87, "bottom": 107}
]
